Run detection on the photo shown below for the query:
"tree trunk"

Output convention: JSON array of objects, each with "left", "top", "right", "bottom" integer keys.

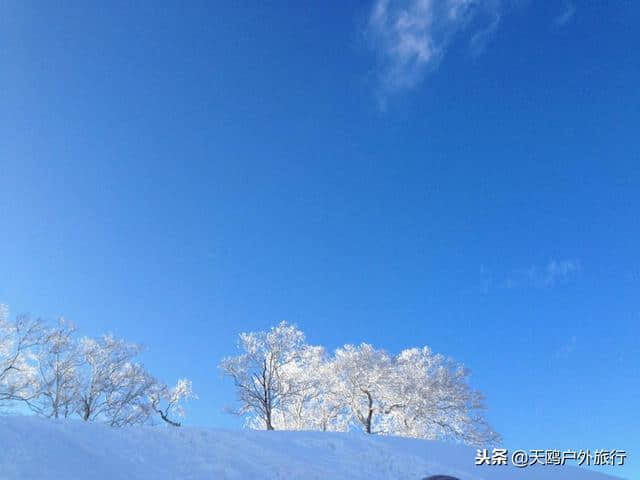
[
  {"left": 82, "top": 400, "right": 90, "bottom": 421},
  {"left": 266, "top": 409, "right": 274, "bottom": 430},
  {"left": 262, "top": 361, "right": 274, "bottom": 430},
  {"left": 365, "top": 390, "right": 373, "bottom": 434},
  {"left": 158, "top": 409, "right": 181, "bottom": 427}
]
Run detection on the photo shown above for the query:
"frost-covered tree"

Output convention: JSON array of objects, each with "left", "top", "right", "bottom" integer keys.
[
  {"left": 383, "top": 347, "right": 501, "bottom": 445},
  {"left": 0, "top": 307, "right": 41, "bottom": 409},
  {"left": 330, "top": 343, "right": 500, "bottom": 444},
  {"left": 150, "top": 378, "right": 196, "bottom": 427},
  {"left": 332, "top": 343, "right": 401, "bottom": 434},
  {"left": 264, "top": 345, "right": 348, "bottom": 432},
  {"left": 220, "top": 321, "right": 306, "bottom": 430},
  {"left": 76, "top": 335, "right": 156, "bottom": 427},
  {"left": 26, "top": 318, "right": 81, "bottom": 419},
  {"left": 0, "top": 305, "right": 196, "bottom": 426},
  {"left": 221, "top": 324, "right": 500, "bottom": 444}
]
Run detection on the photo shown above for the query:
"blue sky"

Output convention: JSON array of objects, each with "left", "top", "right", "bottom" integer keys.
[{"left": 1, "top": 1, "right": 638, "bottom": 477}]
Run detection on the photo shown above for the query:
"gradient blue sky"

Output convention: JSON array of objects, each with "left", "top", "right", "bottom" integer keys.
[{"left": 1, "top": 1, "right": 638, "bottom": 477}]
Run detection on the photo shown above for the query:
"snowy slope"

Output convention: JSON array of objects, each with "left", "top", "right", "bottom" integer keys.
[{"left": 0, "top": 415, "right": 626, "bottom": 480}]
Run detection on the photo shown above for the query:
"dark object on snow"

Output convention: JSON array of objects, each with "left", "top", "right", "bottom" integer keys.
[{"left": 422, "top": 476, "right": 460, "bottom": 480}]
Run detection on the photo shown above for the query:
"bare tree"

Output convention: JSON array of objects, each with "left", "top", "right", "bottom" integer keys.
[
  {"left": 76, "top": 334, "right": 155, "bottom": 427},
  {"left": 26, "top": 318, "right": 81, "bottom": 418},
  {"left": 0, "top": 308, "right": 42, "bottom": 409},
  {"left": 220, "top": 321, "right": 305, "bottom": 430},
  {"left": 150, "top": 378, "right": 196, "bottom": 427},
  {"left": 1, "top": 305, "right": 197, "bottom": 428}
]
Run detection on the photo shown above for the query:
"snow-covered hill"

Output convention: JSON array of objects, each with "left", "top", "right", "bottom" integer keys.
[{"left": 0, "top": 415, "right": 625, "bottom": 480}]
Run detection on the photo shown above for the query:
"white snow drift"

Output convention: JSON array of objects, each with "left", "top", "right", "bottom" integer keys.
[{"left": 0, "top": 415, "right": 624, "bottom": 480}]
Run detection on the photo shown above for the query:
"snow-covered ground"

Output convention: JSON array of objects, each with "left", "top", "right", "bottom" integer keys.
[{"left": 0, "top": 415, "right": 625, "bottom": 480}]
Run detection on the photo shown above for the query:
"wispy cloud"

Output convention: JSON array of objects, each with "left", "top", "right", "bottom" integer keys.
[
  {"left": 482, "top": 259, "right": 581, "bottom": 293},
  {"left": 508, "top": 259, "right": 581, "bottom": 289},
  {"left": 469, "top": 11, "right": 501, "bottom": 56},
  {"left": 365, "top": 0, "right": 505, "bottom": 96},
  {"left": 554, "top": 1, "right": 576, "bottom": 28}
]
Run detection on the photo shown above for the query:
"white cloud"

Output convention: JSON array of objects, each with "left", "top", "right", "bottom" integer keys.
[
  {"left": 469, "top": 12, "right": 501, "bottom": 56},
  {"left": 510, "top": 259, "right": 581, "bottom": 289},
  {"left": 366, "top": 0, "right": 504, "bottom": 94},
  {"left": 482, "top": 259, "right": 581, "bottom": 293},
  {"left": 554, "top": 2, "right": 576, "bottom": 27}
]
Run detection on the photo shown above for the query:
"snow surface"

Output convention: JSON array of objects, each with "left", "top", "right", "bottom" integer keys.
[{"left": 0, "top": 415, "right": 625, "bottom": 480}]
